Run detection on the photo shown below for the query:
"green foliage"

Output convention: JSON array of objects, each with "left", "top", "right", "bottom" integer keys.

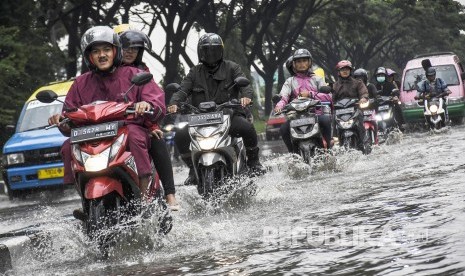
[{"left": 0, "top": 0, "right": 65, "bottom": 148}]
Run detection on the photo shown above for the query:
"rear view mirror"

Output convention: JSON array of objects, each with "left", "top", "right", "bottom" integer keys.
[
  {"left": 421, "top": 59, "right": 432, "bottom": 71},
  {"left": 234, "top": 77, "right": 250, "bottom": 88},
  {"left": 272, "top": 94, "right": 282, "bottom": 105},
  {"left": 319, "top": 86, "right": 332, "bottom": 94},
  {"left": 131, "top": 72, "right": 153, "bottom": 86},
  {"left": 5, "top": 125, "right": 15, "bottom": 135},
  {"left": 166, "top": 83, "right": 181, "bottom": 94},
  {"left": 36, "top": 90, "right": 58, "bottom": 103}
]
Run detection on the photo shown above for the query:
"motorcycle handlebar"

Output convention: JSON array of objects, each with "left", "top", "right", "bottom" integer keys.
[
  {"left": 126, "top": 109, "right": 154, "bottom": 115},
  {"left": 46, "top": 117, "right": 70, "bottom": 130}
]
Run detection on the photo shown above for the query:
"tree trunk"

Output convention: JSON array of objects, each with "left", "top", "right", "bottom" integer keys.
[{"left": 263, "top": 73, "right": 275, "bottom": 116}]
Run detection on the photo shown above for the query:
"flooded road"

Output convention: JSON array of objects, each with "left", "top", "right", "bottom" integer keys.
[{"left": 1, "top": 127, "right": 465, "bottom": 275}]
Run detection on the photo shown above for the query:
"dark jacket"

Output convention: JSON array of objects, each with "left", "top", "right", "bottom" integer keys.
[
  {"left": 332, "top": 77, "right": 368, "bottom": 102},
  {"left": 169, "top": 60, "right": 253, "bottom": 107},
  {"left": 376, "top": 81, "right": 398, "bottom": 97},
  {"left": 367, "top": 83, "right": 378, "bottom": 99}
]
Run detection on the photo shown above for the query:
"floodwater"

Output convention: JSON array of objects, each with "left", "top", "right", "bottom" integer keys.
[{"left": 1, "top": 127, "right": 465, "bottom": 275}]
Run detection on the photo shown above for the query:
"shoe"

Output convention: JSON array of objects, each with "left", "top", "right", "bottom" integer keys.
[
  {"left": 73, "top": 209, "right": 87, "bottom": 222},
  {"left": 183, "top": 168, "right": 197, "bottom": 186},
  {"left": 246, "top": 147, "right": 266, "bottom": 176},
  {"left": 165, "top": 194, "right": 180, "bottom": 211}
]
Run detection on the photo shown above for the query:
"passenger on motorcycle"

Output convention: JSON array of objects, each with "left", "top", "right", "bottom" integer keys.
[
  {"left": 274, "top": 48, "right": 332, "bottom": 151},
  {"left": 353, "top": 68, "right": 377, "bottom": 99},
  {"left": 375, "top": 66, "right": 406, "bottom": 130},
  {"left": 119, "top": 27, "right": 179, "bottom": 210},
  {"left": 167, "top": 33, "right": 265, "bottom": 185},
  {"left": 415, "top": 67, "right": 452, "bottom": 121},
  {"left": 386, "top": 68, "right": 401, "bottom": 88},
  {"left": 49, "top": 26, "right": 165, "bottom": 200},
  {"left": 332, "top": 60, "right": 369, "bottom": 151}
]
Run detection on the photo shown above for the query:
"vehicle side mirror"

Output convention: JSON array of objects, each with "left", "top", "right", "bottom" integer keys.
[
  {"left": 272, "top": 94, "right": 282, "bottom": 105},
  {"left": 131, "top": 72, "right": 153, "bottom": 86},
  {"left": 36, "top": 90, "right": 58, "bottom": 103},
  {"left": 165, "top": 83, "right": 181, "bottom": 94},
  {"left": 234, "top": 77, "right": 250, "bottom": 88},
  {"left": 5, "top": 125, "right": 15, "bottom": 135},
  {"left": 319, "top": 86, "right": 332, "bottom": 94},
  {"left": 461, "top": 72, "right": 465, "bottom": 80}
]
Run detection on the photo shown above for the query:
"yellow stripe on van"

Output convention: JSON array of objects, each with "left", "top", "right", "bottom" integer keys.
[{"left": 26, "top": 79, "right": 74, "bottom": 103}]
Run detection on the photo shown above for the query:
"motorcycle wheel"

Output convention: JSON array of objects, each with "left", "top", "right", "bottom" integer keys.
[
  {"left": 198, "top": 164, "right": 227, "bottom": 199},
  {"left": 341, "top": 136, "right": 356, "bottom": 151},
  {"left": 86, "top": 192, "right": 123, "bottom": 255}
]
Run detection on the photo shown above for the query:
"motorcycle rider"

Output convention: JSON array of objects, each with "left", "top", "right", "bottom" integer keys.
[
  {"left": 353, "top": 68, "right": 377, "bottom": 99},
  {"left": 332, "top": 60, "right": 369, "bottom": 152},
  {"left": 119, "top": 28, "right": 179, "bottom": 210},
  {"left": 415, "top": 67, "right": 451, "bottom": 121},
  {"left": 375, "top": 66, "right": 406, "bottom": 130},
  {"left": 386, "top": 68, "right": 401, "bottom": 88},
  {"left": 167, "top": 33, "right": 265, "bottom": 185},
  {"left": 274, "top": 48, "right": 332, "bottom": 151},
  {"left": 49, "top": 26, "right": 165, "bottom": 203}
]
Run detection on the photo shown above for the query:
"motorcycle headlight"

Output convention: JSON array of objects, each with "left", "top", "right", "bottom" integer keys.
[
  {"left": 4, "top": 153, "right": 25, "bottom": 165},
  {"left": 197, "top": 134, "right": 221, "bottom": 150},
  {"left": 163, "top": 124, "right": 174, "bottom": 132},
  {"left": 359, "top": 101, "right": 369, "bottom": 109},
  {"left": 382, "top": 111, "right": 392, "bottom": 120},
  {"left": 339, "top": 119, "right": 354, "bottom": 129},
  {"left": 84, "top": 147, "right": 110, "bottom": 172},
  {"left": 72, "top": 144, "right": 83, "bottom": 164},
  {"left": 109, "top": 134, "right": 125, "bottom": 161},
  {"left": 176, "top": 122, "right": 188, "bottom": 129},
  {"left": 429, "top": 104, "right": 438, "bottom": 114}
]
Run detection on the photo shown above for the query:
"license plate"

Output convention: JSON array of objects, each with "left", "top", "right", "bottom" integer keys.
[
  {"left": 290, "top": 117, "right": 315, "bottom": 127},
  {"left": 363, "top": 110, "right": 373, "bottom": 115},
  {"left": 38, "top": 167, "right": 64, "bottom": 179},
  {"left": 189, "top": 111, "right": 223, "bottom": 126},
  {"left": 378, "top": 105, "right": 389, "bottom": 111},
  {"left": 335, "top": 107, "right": 354, "bottom": 115},
  {"left": 70, "top": 121, "right": 119, "bottom": 143}
]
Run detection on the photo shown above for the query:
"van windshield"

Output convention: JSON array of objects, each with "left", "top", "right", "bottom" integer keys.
[
  {"left": 403, "top": 64, "right": 459, "bottom": 91},
  {"left": 17, "top": 97, "right": 64, "bottom": 132}
]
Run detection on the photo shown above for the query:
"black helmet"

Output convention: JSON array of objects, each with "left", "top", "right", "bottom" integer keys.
[
  {"left": 81, "top": 26, "right": 122, "bottom": 71},
  {"left": 285, "top": 56, "right": 295, "bottom": 76},
  {"left": 353, "top": 68, "right": 368, "bottom": 84},
  {"left": 120, "top": 30, "right": 152, "bottom": 65},
  {"left": 292, "top": 48, "right": 312, "bottom": 61},
  {"left": 375, "top": 66, "right": 387, "bottom": 76},
  {"left": 197, "top": 33, "right": 224, "bottom": 67},
  {"left": 426, "top": 67, "right": 436, "bottom": 76}
]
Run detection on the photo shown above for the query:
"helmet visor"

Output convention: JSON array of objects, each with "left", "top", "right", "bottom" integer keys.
[{"left": 199, "top": 45, "right": 223, "bottom": 66}]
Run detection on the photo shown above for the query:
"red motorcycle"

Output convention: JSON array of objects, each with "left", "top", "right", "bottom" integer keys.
[
  {"left": 359, "top": 98, "right": 378, "bottom": 148},
  {"left": 36, "top": 72, "right": 172, "bottom": 254}
]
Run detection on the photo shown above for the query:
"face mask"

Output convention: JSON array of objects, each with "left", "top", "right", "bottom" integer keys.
[{"left": 376, "top": 76, "right": 386, "bottom": 83}]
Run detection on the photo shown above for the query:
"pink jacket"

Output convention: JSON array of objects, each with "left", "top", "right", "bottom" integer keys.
[{"left": 64, "top": 66, "right": 165, "bottom": 125}]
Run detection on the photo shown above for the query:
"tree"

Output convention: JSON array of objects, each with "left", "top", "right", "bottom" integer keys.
[{"left": 0, "top": 0, "right": 65, "bottom": 148}]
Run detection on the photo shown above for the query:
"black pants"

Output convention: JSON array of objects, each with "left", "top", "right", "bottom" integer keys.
[
  {"left": 175, "top": 114, "right": 258, "bottom": 156},
  {"left": 280, "top": 114, "right": 332, "bottom": 153},
  {"left": 150, "top": 138, "right": 175, "bottom": 195},
  {"left": 393, "top": 104, "right": 405, "bottom": 125}
]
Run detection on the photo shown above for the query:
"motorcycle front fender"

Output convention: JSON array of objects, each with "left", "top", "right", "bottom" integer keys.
[
  {"left": 198, "top": 152, "right": 227, "bottom": 167},
  {"left": 342, "top": 130, "right": 354, "bottom": 138},
  {"left": 363, "top": 121, "right": 376, "bottom": 130},
  {"left": 84, "top": 176, "right": 124, "bottom": 200}
]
